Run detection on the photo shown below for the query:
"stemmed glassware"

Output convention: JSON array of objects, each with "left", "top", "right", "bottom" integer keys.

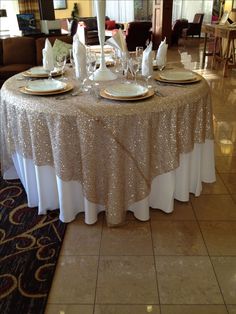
[
  {"left": 144, "top": 74, "right": 152, "bottom": 89},
  {"left": 56, "top": 54, "right": 67, "bottom": 80},
  {"left": 121, "top": 54, "right": 129, "bottom": 81},
  {"left": 45, "top": 60, "right": 54, "bottom": 80},
  {"left": 136, "top": 46, "right": 143, "bottom": 64},
  {"left": 87, "top": 52, "right": 97, "bottom": 82},
  {"left": 113, "top": 49, "right": 122, "bottom": 73},
  {"left": 132, "top": 57, "right": 140, "bottom": 84},
  {"left": 69, "top": 48, "right": 75, "bottom": 68}
]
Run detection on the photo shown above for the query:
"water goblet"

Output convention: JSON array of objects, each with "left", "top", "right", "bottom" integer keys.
[
  {"left": 132, "top": 58, "right": 140, "bottom": 84},
  {"left": 136, "top": 46, "right": 143, "bottom": 64},
  {"left": 56, "top": 54, "right": 67, "bottom": 81},
  {"left": 144, "top": 74, "right": 152, "bottom": 89},
  {"left": 69, "top": 48, "right": 75, "bottom": 68},
  {"left": 157, "top": 63, "right": 165, "bottom": 72}
]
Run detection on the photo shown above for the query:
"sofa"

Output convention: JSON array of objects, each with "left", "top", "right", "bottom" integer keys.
[{"left": 0, "top": 35, "right": 72, "bottom": 87}]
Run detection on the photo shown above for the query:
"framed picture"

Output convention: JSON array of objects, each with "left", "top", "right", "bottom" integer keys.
[
  {"left": 232, "top": 0, "right": 236, "bottom": 12},
  {"left": 53, "top": 0, "right": 67, "bottom": 10}
]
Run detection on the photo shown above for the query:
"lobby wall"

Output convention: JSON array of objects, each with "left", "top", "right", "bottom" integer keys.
[
  {"left": 54, "top": 0, "right": 93, "bottom": 19},
  {"left": 225, "top": 0, "right": 236, "bottom": 21}
]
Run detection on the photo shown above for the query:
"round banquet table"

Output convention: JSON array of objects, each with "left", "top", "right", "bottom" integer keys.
[{"left": 0, "top": 72, "right": 215, "bottom": 226}]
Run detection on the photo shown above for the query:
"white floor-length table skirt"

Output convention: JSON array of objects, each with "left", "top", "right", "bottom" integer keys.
[{"left": 4, "top": 140, "right": 215, "bottom": 224}]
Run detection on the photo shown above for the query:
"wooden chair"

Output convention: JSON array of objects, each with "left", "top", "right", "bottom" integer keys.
[{"left": 211, "top": 26, "right": 236, "bottom": 76}]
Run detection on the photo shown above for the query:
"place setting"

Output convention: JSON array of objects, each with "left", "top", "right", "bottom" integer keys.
[
  {"left": 19, "top": 79, "right": 73, "bottom": 96},
  {"left": 154, "top": 69, "right": 202, "bottom": 85},
  {"left": 22, "top": 66, "right": 64, "bottom": 79},
  {"left": 100, "top": 82, "right": 154, "bottom": 101}
]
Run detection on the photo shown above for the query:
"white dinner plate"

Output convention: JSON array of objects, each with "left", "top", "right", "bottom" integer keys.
[
  {"left": 159, "top": 70, "right": 197, "bottom": 81},
  {"left": 27, "top": 66, "right": 62, "bottom": 75},
  {"left": 25, "top": 79, "right": 67, "bottom": 93},
  {"left": 104, "top": 83, "right": 148, "bottom": 98}
]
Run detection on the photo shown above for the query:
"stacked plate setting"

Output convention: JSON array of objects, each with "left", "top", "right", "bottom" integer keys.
[
  {"left": 23, "top": 66, "right": 63, "bottom": 78},
  {"left": 20, "top": 79, "right": 73, "bottom": 96},
  {"left": 155, "top": 70, "right": 201, "bottom": 84},
  {"left": 102, "top": 83, "right": 151, "bottom": 101}
]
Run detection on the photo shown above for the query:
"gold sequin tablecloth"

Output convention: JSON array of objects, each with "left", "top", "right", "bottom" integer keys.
[{"left": 0, "top": 74, "right": 214, "bottom": 226}]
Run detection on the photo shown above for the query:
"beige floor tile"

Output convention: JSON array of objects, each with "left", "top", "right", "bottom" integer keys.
[
  {"left": 47, "top": 256, "right": 98, "bottom": 304},
  {"left": 202, "top": 173, "right": 228, "bottom": 194},
  {"left": 216, "top": 156, "right": 236, "bottom": 173},
  {"left": 192, "top": 195, "right": 236, "bottom": 220},
  {"left": 151, "top": 221, "right": 207, "bottom": 255},
  {"left": 221, "top": 173, "right": 236, "bottom": 194},
  {"left": 200, "top": 222, "right": 236, "bottom": 255},
  {"left": 150, "top": 200, "right": 195, "bottom": 220},
  {"left": 60, "top": 219, "right": 102, "bottom": 255},
  {"left": 227, "top": 305, "right": 236, "bottom": 314},
  {"left": 96, "top": 256, "right": 158, "bottom": 304},
  {"left": 161, "top": 305, "right": 228, "bottom": 314},
  {"left": 100, "top": 221, "right": 152, "bottom": 255},
  {"left": 212, "top": 257, "right": 236, "bottom": 304},
  {"left": 156, "top": 256, "right": 223, "bottom": 304},
  {"left": 94, "top": 305, "right": 160, "bottom": 314},
  {"left": 45, "top": 304, "right": 94, "bottom": 314}
]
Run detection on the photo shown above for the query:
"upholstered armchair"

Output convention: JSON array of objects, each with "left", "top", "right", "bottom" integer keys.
[
  {"left": 171, "top": 19, "right": 188, "bottom": 45},
  {"left": 184, "top": 13, "right": 204, "bottom": 37},
  {"left": 125, "top": 21, "right": 152, "bottom": 51}
]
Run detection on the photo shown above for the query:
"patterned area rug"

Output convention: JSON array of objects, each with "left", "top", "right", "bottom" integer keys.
[{"left": 0, "top": 176, "right": 67, "bottom": 314}]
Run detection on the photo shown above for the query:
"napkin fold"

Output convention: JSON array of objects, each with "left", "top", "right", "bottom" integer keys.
[
  {"left": 106, "top": 29, "right": 128, "bottom": 57},
  {"left": 141, "top": 42, "right": 153, "bottom": 77},
  {"left": 156, "top": 37, "right": 168, "bottom": 68},
  {"left": 42, "top": 38, "right": 54, "bottom": 71},
  {"left": 72, "top": 34, "right": 87, "bottom": 79}
]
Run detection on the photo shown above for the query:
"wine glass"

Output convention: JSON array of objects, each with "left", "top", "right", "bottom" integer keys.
[
  {"left": 144, "top": 74, "right": 152, "bottom": 89},
  {"left": 136, "top": 46, "right": 143, "bottom": 63},
  {"left": 69, "top": 48, "right": 75, "bottom": 68},
  {"left": 87, "top": 52, "right": 97, "bottom": 86},
  {"left": 121, "top": 55, "right": 129, "bottom": 81},
  {"left": 113, "top": 49, "right": 122, "bottom": 73},
  {"left": 132, "top": 57, "right": 140, "bottom": 84},
  {"left": 56, "top": 54, "right": 67, "bottom": 80}
]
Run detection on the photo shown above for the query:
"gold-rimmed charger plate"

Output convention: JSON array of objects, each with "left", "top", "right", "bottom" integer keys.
[
  {"left": 154, "top": 72, "right": 202, "bottom": 84},
  {"left": 100, "top": 89, "right": 154, "bottom": 101},
  {"left": 19, "top": 82, "right": 73, "bottom": 96},
  {"left": 23, "top": 68, "right": 64, "bottom": 78}
]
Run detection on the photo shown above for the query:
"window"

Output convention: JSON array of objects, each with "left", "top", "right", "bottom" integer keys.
[
  {"left": 105, "top": 0, "right": 134, "bottom": 23},
  {"left": 172, "top": 0, "right": 213, "bottom": 24}
]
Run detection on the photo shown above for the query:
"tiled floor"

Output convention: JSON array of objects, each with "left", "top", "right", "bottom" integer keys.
[{"left": 45, "top": 39, "right": 236, "bottom": 314}]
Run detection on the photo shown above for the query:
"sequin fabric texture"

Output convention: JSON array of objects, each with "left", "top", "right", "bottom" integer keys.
[{"left": 0, "top": 75, "right": 214, "bottom": 225}]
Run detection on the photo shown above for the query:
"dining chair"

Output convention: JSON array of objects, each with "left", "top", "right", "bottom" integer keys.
[{"left": 183, "top": 13, "right": 204, "bottom": 38}]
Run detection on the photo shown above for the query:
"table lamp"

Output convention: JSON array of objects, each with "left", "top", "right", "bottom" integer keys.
[{"left": 91, "top": 0, "right": 117, "bottom": 81}]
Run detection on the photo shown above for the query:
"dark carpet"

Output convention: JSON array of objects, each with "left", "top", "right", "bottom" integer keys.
[{"left": 0, "top": 176, "right": 67, "bottom": 314}]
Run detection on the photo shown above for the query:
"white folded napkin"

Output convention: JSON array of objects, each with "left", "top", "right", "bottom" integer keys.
[
  {"left": 42, "top": 38, "right": 54, "bottom": 71},
  {"left": 106, "top": 29, "right": 128, "bottom": 57},
  {"left": 141, "top": 42, "right": 153, "bottom": 77},
  {"left": 156, "top": 37, "right": 168, "bottom": 68},
  {"left": 72, "top": 34, "right": 87, "bottom": 79}
]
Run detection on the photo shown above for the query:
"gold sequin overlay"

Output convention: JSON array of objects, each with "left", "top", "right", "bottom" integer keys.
[{"left": 0, "top": 74, "right": 214, "bottom": 225}]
